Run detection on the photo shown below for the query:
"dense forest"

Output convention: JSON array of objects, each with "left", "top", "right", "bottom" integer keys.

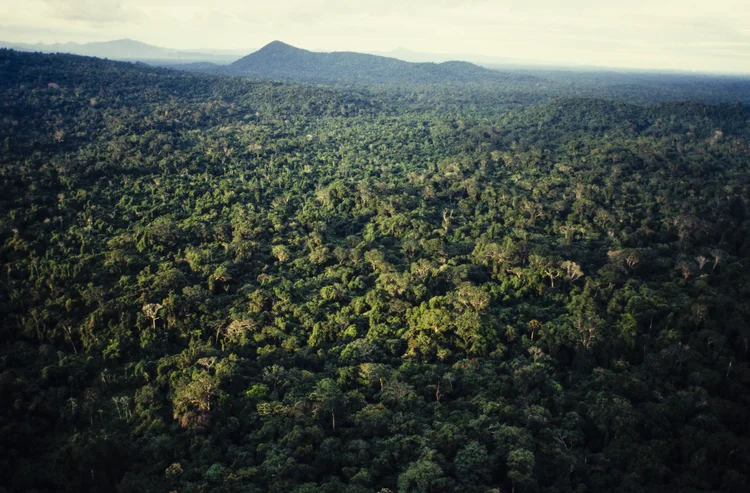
[{"left": 1, "top": 48, "right": 750, "bottom": 493}]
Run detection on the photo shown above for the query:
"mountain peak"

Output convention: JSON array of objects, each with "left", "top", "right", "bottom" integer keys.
[
  {"left": 108, "top": 38, "right": 141, "bottom": 44},
  {"left": 258, "top": 40, "right": 304, "bottom": 53},
  {"left": 227, "top": 41, "right": 522, "bottom": 86}
]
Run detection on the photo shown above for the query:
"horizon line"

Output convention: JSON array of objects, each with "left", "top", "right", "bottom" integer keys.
[{"left": 2, "top": 37, "right": 750, "bottom": 78}]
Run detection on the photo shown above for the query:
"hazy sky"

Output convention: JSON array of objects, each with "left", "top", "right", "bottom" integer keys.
[{"left": 1, "top": 0, "right": 750, "bottom": 73}]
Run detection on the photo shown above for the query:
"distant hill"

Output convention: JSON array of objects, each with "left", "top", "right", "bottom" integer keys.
[
  {"left": 370, "top": 47, "right": 557, "bottom": 68},
  {"left": 221, "top": 41, "right": 537, "bottom": 85},
  {"left": 0, "top": 38, "right": 243, "bottom": 64},
  {"left": 159, "top": 61, "right": 225, "bottom": 73}
]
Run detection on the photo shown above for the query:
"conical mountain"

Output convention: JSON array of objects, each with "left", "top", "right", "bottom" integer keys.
[{"left": 226, "top": 41, "right": 534, "bottom": 85}]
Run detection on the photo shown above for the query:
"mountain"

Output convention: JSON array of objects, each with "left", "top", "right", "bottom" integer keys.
[
  {"left": 222, "top": 40, "right": 535, "bottom": 85},
  {"left": 370, "top": 47, "right": 556, "bottom": 68},
  {"left": 0, "top": 38, "right": 244, "bottom": 64}
]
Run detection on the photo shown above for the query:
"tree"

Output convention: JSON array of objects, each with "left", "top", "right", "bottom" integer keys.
[
  {"left": 455, "top": 282, "right": 490, "bottom": 311},
  {"left": 142, "top": 303, "right": 163, "bottom": 330},
  {"left": 454, "top": 440, "right": 490, "bottom": 483},
  {"left": 560, "top": 260, "right": 584, "bottom": 281},
  {"left": 506, "top": 449, "right": 535, "bottom": 492},
  {"left": 173, "top": 370, "right": 219, "bottom": 415},
  {"left": 272, "top": 244, "right": 291, "bottom": 262},
  {"left": 568, "top": 286, "right": 605, "bottom": 349},
  {"left": 397, "top": 454, "right": 446, "bottom": 493},
  {"left": 310, "top": 378, "right": 345, "bottom": 430}
]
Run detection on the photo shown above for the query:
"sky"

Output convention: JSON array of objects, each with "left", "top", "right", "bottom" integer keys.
[{"left": 1, "top": 0, "right": 750, "bottom": 73}]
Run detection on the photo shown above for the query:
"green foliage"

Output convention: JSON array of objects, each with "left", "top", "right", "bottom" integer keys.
[
  {"left": 397, "top": 454, "right": 447, "bottom": 493},
  {"left": 1, "top": 49, "right": 750, "bottom": 493}
]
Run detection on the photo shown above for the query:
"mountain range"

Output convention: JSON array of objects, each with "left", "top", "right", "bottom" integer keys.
[
  {"left": 205, "top": 41, "right": 530, "bottom": 85},
  {"left": 0, "top": 38, "right": 550, "bottom": 70},
  {"left": 0, "top": 38, "right": 244, "bottom": 64},
  {"left": 4, "top": 38, "right": 749, "bottom": 98}
]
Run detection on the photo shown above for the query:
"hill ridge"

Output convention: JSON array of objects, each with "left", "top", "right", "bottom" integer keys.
[{"left": 224, "top": 40, "right": 524, "bottom": 85}]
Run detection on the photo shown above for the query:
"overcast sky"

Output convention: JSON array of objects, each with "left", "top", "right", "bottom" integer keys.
[{"left": 1, "top": 0, "right": 749, "bottom": 73}]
